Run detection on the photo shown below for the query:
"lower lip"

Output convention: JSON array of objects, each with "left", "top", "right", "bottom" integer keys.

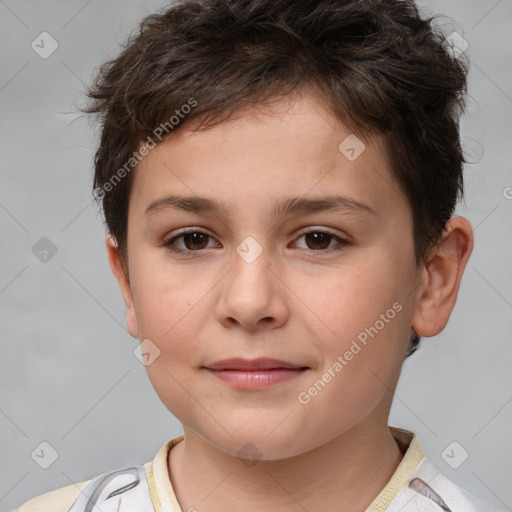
[{"left": 206, "top": 368, "right": 307, "bottom": 389}]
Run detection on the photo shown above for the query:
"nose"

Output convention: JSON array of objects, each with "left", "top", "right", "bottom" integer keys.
[{"left": 214, "top": 242, "right": 289, "bottom": 332}]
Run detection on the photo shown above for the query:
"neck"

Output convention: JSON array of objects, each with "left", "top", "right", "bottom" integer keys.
[{"left": 168, "top": 418, "right": 404, "bottom": 512}]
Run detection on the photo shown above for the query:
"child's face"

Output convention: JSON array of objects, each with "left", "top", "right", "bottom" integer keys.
[{"left": 113, "top": 92, "right": 424, "bottom": 459}]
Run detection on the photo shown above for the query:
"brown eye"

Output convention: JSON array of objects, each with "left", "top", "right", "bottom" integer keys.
[
  {"left": 182, "top": 232, "right": 209, "bottom": 250},
  {"left": 303, "top": 232, "right": 333, "bottom": 250},
  {"left": 293, "top": 230, "right": 350, "bottom": 255},
  {"left": 164, "top": 230, "right": 218, "bottom": 254}
]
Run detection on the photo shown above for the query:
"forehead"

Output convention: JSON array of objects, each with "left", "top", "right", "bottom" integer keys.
[{"left": 129, "top": 93, "right": 407, "bottom": 224}]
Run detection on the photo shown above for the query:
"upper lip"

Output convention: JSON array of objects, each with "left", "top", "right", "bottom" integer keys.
[{"left": 205, "top": 358, "right": 307, "bottom": 370}]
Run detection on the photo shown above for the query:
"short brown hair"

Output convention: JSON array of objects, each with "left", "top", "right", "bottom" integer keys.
[{"left": 83, "top": 0, "right": 468, "bottom": 356}]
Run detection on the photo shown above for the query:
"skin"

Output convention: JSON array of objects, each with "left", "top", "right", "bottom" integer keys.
[{"left": 106, "top": 91, "right": 473, "bottom": 512}]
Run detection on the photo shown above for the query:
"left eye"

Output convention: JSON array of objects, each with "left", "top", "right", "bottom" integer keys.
[{"left": 293, "top": 231, "right": 348, "bottom": 253}]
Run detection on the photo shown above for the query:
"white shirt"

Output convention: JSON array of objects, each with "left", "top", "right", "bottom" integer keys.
[{"left": 16, "top": 427, "right": 505, "bottom": 512}]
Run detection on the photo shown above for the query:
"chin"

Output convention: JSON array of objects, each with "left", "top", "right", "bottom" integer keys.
[{"left": 193, "top": 417, "right": 317, "bottom": 462}]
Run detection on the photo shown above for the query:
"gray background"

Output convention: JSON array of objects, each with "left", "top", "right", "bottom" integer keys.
[{"left": 0, "top": 0, "right": 511, "bottom": 510}]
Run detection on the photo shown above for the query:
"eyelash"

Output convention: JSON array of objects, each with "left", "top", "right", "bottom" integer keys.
[{"left": 163, "top": 228, "right": 350, "bottom": 256}]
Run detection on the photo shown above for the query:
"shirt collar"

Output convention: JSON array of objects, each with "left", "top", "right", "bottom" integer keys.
[
  {"left": 365, "top": 427, "right": 425, "bottom": 512},
  {"left": 146, "top": 427, "right": 425, "bottom": 512}
]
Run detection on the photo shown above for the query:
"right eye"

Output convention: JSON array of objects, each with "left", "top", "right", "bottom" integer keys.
[{"left": 163, "top": 230, "right": 221, "bottom": 254}]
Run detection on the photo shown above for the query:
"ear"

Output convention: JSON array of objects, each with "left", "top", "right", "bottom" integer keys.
[
  {"left": 105, "top": 236, "right": 139, "bottom": 339},
  {"left": 411, "top": 216, "right": 474, "bottom": 337}
]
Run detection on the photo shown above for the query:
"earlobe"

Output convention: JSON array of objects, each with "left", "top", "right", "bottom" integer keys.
[
  {"left": 411, "top": 216, "right": 474, "bottom": 338},
  {"left": 105, "top": 236, "right": 139, "bottom": 339}
]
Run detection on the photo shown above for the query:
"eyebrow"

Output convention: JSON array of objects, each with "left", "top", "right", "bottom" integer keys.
[{"left": 144, "top": 194, "right": 377, "bottom": 220}]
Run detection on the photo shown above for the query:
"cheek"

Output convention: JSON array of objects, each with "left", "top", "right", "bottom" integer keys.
[
  {"left": 313, "top": 264, "right": 405, "bottom": 339},
  {"left": 306, "top": 254, "right": 412, "bottom": 398},
  {"left": 131, "top": 259, "right": 205, "bottom": 340},
  {"left": 130, "top": 262, "right": 218, "bottom": 398},
  {"left": 134, "top": 270, "right": 205, "bottom": 414}
]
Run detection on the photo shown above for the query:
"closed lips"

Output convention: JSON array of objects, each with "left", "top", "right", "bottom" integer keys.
[{"left": 205, "top": 358, "right": 308, "bottom": 371}]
